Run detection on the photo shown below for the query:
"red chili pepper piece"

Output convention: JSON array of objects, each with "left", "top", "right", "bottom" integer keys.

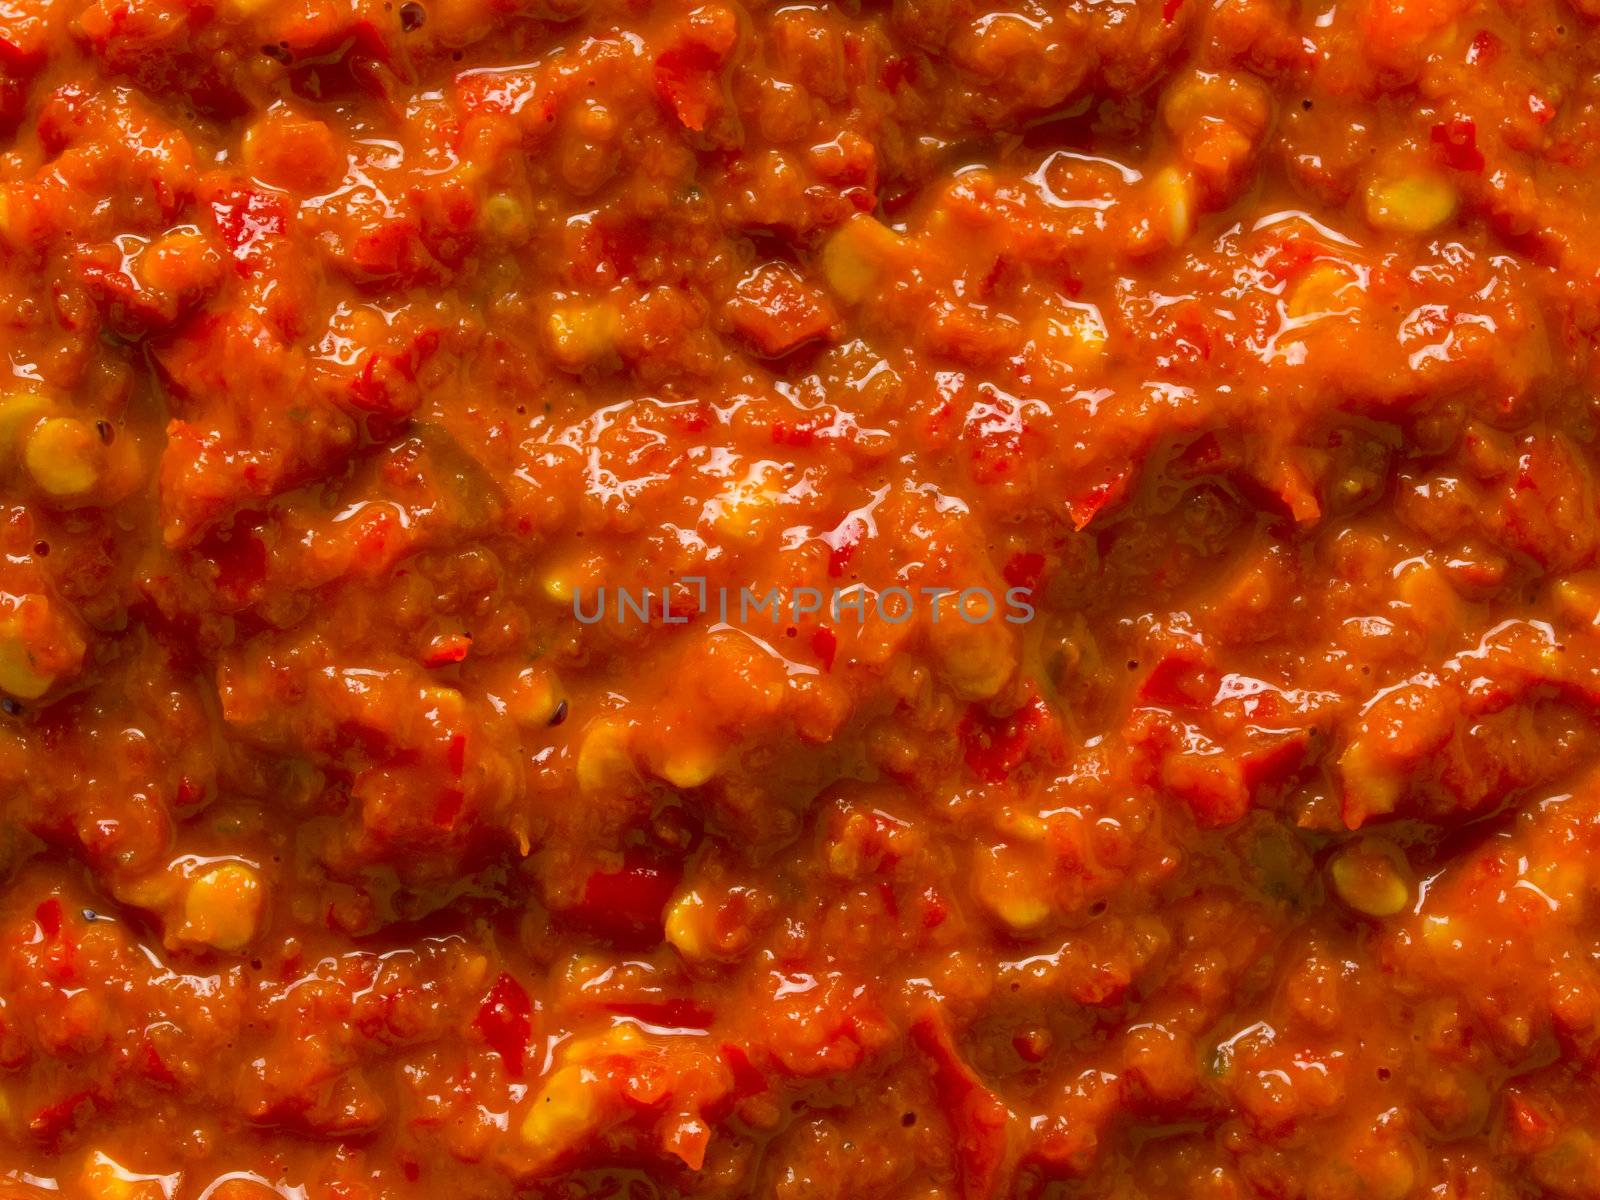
[
  {"left": 474, "top": 972, "right": 533, "bottom": 1077},
  {"left": 1431, "top": 116, "right": 1485, "bottom": 171},
  {"left": 911, "top": 1009, "right": 1010, "bottom": 1200}
]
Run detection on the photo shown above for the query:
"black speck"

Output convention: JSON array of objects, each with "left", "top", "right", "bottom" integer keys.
[
  {"left": 1302, "top": 98, "right": 1313, "bottom": 111},
  {"left": 0, "top": 697, "right": 21, "bottom": 716},
  {"left": 95, "top": 420, "right": 114, "bottom": 444},
  {"left": 1127, "top": 659, "right": 1139, "bottom": 670},
  {"left": 32, "top": 540, "right": 48, "bottom": 557},
  {"left": 399, "top": 2, "right": 426, "bottom": 31},
  {"left": 901, "top": 1112, "right": 917, "bottom": 1126},
  {"left": 548, "top": 699, "right": 569, "bottom": 727},
  {"left": 262, "top": 43, "right": 291, "bottom": 64}
]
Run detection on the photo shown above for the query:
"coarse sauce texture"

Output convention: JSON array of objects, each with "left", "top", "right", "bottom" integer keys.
[{"left": 2, "top": 0, "right": 1600, "bottom": 1196}]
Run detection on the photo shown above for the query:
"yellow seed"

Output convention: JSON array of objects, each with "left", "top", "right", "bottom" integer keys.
[
  {"left": 663, "top": 888, "right": 708, "bottom": 961},
  {"left": 1553, "top": 574, "right": 1600, "bottom": 626},
  {"left": 855, "top": 360, "right": 904, "bottom": 415},
  {"left": 996, "top": 809, "right": 1048, "bottom": 843},
  {"left": 139, "top": 227, "right": 217, "bottom": 297},
  {"left": 930, "top": 617, "right": 1016, "bottom": 702},
  {"left": 25, "top": 417, "right": 101, "bottom": 497},
  {"left": 483, "top": 193, "right": 530, "bottom": 240},
  {"left": 1057, "top": 303, "right": 1109, "bottom": 358},
  {"left": 1535, "top": 1129, "right": 1600, "bottom": 1186},
  {"left": 521, "top": 1063, "right": 599, "bottom": 1150},
  {"left": 1031, "top": 302, "right": 1109, "bottom": 373},
  {"left": 508, "top": 666, "right": 563, "bottom": 728},
  {"left": 821, "top": 214, "right": 903, "bottom": 303},
  {"left": 546, "top": 303, "right": 619, "bottom": 372},
  {"left": 576, "top": 719, "right": 633, "bottom": 793},
  {"left": 182, "top": 862, "right": 264, "bottom": 952},
  {"left": 825, "top": 814, "right": 867, "bottom": 880},
  {"left": 1364, "top": 173, "right": 1457, "bottom": 234},
  {"left": 1161, "top": 71, "right": 1267, "bottom": 140},
  {"left": 710, "top": 470, "right": 779, "bottom": 543},
  {"left": 594, "top": 1022, "right": 643, "bottom": 1053},
  {"left": 987, "top": 888, "right": 1050, "bottom": 932},
  {"left": 659, "top": 742, "right": 718, "bottom": 789},
  {"left": 1420, "top": 913, "right": 1460, "bottom": 954},
  {"left": 419, "top": 685, "right": 467, "bottom": 734},
  {"left": 1395, "top": 559, "right": 1463, "bottom": 632},
  {"left": 1525, "top": 857, "right": 1583, "bottom": 910},
  {"left": 1337, "top": 739, "right": 1402, "bottom": 821},
  {"left": 1329, "top": 845, "right": 1410, "bottom": 917},
  {"left": 80, "top": 1151, "right": 166, "bottom": 1200},
  {"left": 977, "top": 847, "right": 1052, "bottom": 931},
  {"left": 1152, "top": 166, "right": 1194, "bottom": 245},
  {"left": 459, "top": 952, "right": 491, "bottom": 991},
  {"left": 1286, "top": 263, "right": 1361, "bottom": 320},
  {"left": 0, "top": 628, "right": 53, "bottom": 700},
  {"left": 116, "top": 868, "right": 182, "bottom": 910},
  {"left": 542, "top": 565, "right": 575, "bottom": 604},
  {"left": 1357, "top": 1144, "right": 1418, "bottom": 1200}
]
